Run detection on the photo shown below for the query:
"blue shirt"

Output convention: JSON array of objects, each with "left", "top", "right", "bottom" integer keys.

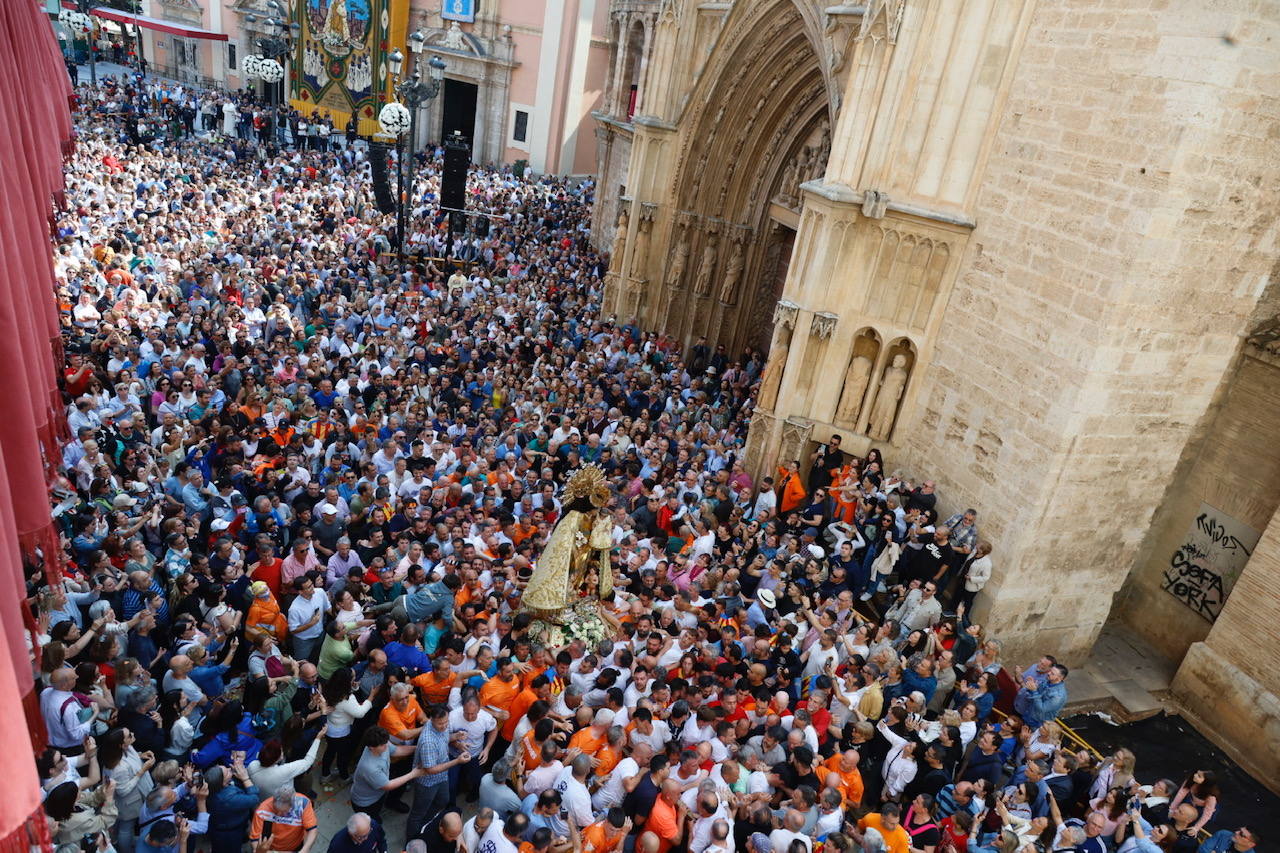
[
  {"left": 413, "top": 725, "right": 451, "bottom": 786},
  {"left": 383, "top": 641, "right": 433, "bottom": 674},
  {"left": 1014, "top": 679, "right": 1067, "bottom": 728}
]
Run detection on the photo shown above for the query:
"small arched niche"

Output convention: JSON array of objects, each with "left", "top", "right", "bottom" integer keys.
[{"left": 833, "top": 327, "right": 882, "bottom": 427}]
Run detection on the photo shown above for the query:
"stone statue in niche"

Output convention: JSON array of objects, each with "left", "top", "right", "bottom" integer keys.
[
  {"left": 665, "top": 224, "right": 691, "bottom": 290},
  {"left": 868, "top": 354, "right": 909, "bottom": 440},
  {"left": 634, "top": 204, "right": 655, "bottom": 267},
  {"left": 797, "top": 145, "right": 816, "bottom": 192},
  {"left": 757, "top": 331, "right": 791, "bottom": 412},
  {"left": 718, "top": 236, "right": 745, "bottom": 304},
  {"left": 779, "top": 157, "right": 800, "bottom": 205},
  {"left": 835, "top": 354, "right": 873, "bottom": 425},
  {"left": 692, "top": 234, "right": 718, "bottom": 297},
  {"left": 633, "top": 207, "right": 653, "bottom": 269},
  {"left": 610, "top": 205, "right": 629, "bottom": 265}
]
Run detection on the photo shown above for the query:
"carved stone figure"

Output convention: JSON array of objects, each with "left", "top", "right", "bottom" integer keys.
[
  {"left": 634, "top": 207, "right": 653, "bottom": 267},
  {"left": 665, "top": 225, "right": 691, "bottom": 290},
  {"left": 868, "top": 354, "right": 909, "bottom": 439},
  {"left": 610, "top": 205, "right": 629, "bottom": 265},
  {"left": 718, "top": 237, "right": 745, "bottom": 304},
  {"left": 757, "top": 331, "right": 791, "bottom": 411},
  {"left": 835, "top": 354, "right": 873, "bottom": 425},
  {"left": 693, "top": 235, "right": 718, "bottom": 297},
  {"left": 780, "top": 157, "right": 799, "bottom": 204}
]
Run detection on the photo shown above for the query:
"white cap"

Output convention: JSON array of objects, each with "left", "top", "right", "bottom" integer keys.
[
  {"left": 319, "top": 503, "right": 337, "bottom": 515},
  {"left": 211, "top": 518, "right": 232, "bottom": 531}
]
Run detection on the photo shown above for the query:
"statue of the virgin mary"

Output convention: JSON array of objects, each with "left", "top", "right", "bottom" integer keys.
[{"left": 521, "top": 465, "right": 619, "bottom": 645}]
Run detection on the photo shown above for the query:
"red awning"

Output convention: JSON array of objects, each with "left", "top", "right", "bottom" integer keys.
[{"left": 62, "top": 2, "right": 228, "bottom": 41}]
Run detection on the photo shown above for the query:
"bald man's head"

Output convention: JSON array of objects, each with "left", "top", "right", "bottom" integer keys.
[{"left": 438, "top": 812, "right": 462, "bottom": 841}]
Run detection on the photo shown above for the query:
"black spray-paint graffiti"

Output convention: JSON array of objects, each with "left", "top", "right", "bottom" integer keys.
[
  {"left": 1195, "top": 513, "right": 1253, "bottom": 556},
  {"left": 1162, "top": 545, "right": 1225, "bottom": 620},
  {"left": 1163, "top": 507, "right": 1261, "bottom": 623}
]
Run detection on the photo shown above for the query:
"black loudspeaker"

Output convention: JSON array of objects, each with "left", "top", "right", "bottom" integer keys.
[
  {"left": 449, "top": 210, "right": 467, "bottom": 235},
  {"left": 369, "top": 142, "right": 396, "bottom": 215},
  {"left": 474, "top": 215, "right": 489, "bottom": 238},
  {"left": 441, "top": 133, "right": 470, "bottom": 211}
]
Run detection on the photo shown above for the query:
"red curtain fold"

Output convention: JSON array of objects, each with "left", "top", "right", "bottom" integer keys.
[{"left": 0, "top": 3, "right": 75, "bottom": 851}]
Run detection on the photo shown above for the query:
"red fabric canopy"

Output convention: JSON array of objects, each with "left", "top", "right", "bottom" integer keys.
[
  {"left": 0, "top": 2, "right": 74, "bottom": 851},
  {"left": 62, "top": 1, "right": 229, "bottom": 40}
]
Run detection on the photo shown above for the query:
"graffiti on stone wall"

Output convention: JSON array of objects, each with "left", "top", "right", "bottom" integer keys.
[{"left": 1162, "top": 504, "right": 1261, "bottom": 622}]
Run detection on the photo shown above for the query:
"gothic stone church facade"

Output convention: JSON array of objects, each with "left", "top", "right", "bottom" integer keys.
[{"left": 590, "top": 0, "right": 1280, "bottom": 787}]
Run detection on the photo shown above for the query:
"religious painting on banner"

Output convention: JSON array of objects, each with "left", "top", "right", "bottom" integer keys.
[
  {"left": 291, "top": 0, "right": 408, "bottom": 132},
  {"left": 441, "top": 0, "right": 476, "bottom": 23},
  {"left": 1161, "top": 503, "right": 1262, "bottom": 623}
]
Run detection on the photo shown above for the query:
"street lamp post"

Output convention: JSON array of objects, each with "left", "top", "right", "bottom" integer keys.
[
  {"left": 245, "top": 2, "right": 300, "bottom": 141},
  {"left": 59, "top": 4, "right": 98, "bottom": 86},
  {"left": 384, "top": 35, "right": 445, "bottom": 273}
]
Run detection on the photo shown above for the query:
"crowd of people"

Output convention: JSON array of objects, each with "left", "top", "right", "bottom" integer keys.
[{"left": 32, "top": 73, "right": 1261, "bottom": 853}]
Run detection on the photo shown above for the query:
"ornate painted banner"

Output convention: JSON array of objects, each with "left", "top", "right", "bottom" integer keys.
[
  {"left": 289, "top": 0, "right": 407, "bottom": 132},
  {"left": 1162, "top": 503, "right": 1261, "bottom": 622}
]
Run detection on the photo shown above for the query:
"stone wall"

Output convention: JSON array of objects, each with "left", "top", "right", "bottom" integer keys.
[
  {"left": 1172, "top": 503, "right": 1280, "bottom": 794},
  {"left": 1115, "top": 350, "right": 1280, "bottom": 663},
  {"left": 897, "top": 0, "right": 1280, "bottom": 661}
]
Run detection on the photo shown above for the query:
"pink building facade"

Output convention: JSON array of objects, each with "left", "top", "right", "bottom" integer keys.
[{"left": 125, "top": 0, "right": 609, "bottom": 174}]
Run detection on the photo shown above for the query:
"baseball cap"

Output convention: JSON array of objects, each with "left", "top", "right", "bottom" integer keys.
[{"left": 319, "top": 503, "right": 337, "bottom": 515}]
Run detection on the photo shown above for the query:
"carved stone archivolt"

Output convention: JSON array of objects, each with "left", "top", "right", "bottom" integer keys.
[{"left": 776, "top": 118, "right": 832, "bottom": 208}]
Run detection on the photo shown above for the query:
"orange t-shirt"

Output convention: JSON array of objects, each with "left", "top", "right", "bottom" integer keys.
[
  {"left": 858, "top": 814, "right": 911, "bottom": 853},
  {"left": 519, "top": 730, "right": 544, "bottom": 770},
  {"left": 249, "top": 796, "right": 317, "bottom": 852},
  {"left": 821, "top": 755, "right": 864, "bottom": 807},
  {"left": 569, "top": 727, "right": 606, "bottom": 757},
  {"left": 647, "top": 796, "right": 680, "bottom": 853},
  {"left": 503, "top": 686, "right": 539, "bottom": 741},
  {"left": 378, "top": 698, "right": 424, "bottom": 740},
  {"left": 594, "top": 743, "right": 622, "bottom": 778},
  {"left": 411, "top": 671, "right": 458, "bottom": 706},
  {"left": 582, "top": 820, "right": 624, "bottom": 853},
  {"left": 478, "top": 675, "right": 520, "bottom": 717}
]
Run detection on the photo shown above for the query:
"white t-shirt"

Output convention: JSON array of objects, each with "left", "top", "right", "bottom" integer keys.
[
  {"left": 593, "top": 756, "right": 639, "bottom": 810},
  {"left": 448, "top": 706, "right": 496, "bottom": 755},
  {"left": 771, "top": 828, "right": 812, "bottom": 853},
  {"left": 553, "top": 765, "right": 594, "bottom": 828},
  {"left": 524, "top": 760, "right": 563, "bottom": 797},
  {"left": 477, "top": 822, "right": 519, "bottom": 853},
  {"left": 462, "top": 815, "right": 498, "bottom": 853},
  {"left": 629, "top": 720, "right": 672, "bottom": 753}
]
